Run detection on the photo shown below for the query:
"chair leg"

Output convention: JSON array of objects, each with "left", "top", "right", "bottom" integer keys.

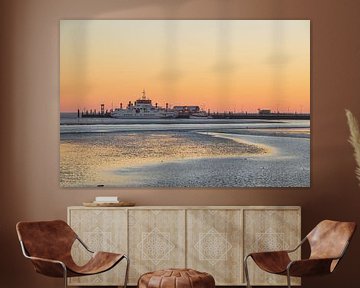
[
  {"left": 123, "top": 255, "right": 130, "bottom": 288},
  {"left": 62, "top": 265, "right": 68, "bottom": 288},
  {"left": 286, "top": 269, "right": 291, "bottom": 288},
  {"left": 244, "top": 255, "right": 252, "bottom": 288}
]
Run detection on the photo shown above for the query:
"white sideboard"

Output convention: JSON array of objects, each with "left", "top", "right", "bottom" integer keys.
[{"left": 67, "top": 206, "right": 301, "bottom": 286}]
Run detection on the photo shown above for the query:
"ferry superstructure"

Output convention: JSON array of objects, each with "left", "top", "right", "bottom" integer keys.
[{"left": 110, "top": 90, "right": 176, "bottom": 119}]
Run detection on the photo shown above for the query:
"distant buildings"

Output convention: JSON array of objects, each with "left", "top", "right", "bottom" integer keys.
[{"left": 173, "top": 106, "right": 200, "bottom": 113}]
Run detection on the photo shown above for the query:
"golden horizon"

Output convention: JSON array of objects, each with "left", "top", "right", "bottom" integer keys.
[{"left": 60, "top": 20, "right": 310, "bottom": 114}]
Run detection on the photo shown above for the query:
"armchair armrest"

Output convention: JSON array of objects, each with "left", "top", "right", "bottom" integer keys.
[
  {"left": 286, "top": 237, "right": 307, "bottom": 253},
  {"left": 76, "top": 235, "right": 94, "bottom": 254},
  {"left": 246, "top": 236, "right": 306, "bottom": 259},
  {"left": 287, "top": 258, "right": 336, "bottom": 277},
  {"left": 287, "top": 239, "right": 351, "bottom": 277},
  {"left": 25, "top": 255, "right": 67, "bottom": 278},
  {"left": 19, "top": 240, "right": 67, "bottom": 277},
  {"left": 247, "top": 251, "right": 292, "bottom": 274}
]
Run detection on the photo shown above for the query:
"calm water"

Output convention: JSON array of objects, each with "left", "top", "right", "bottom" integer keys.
[{"left": 60, "top": 117, "right": 310, "bottom": 188}]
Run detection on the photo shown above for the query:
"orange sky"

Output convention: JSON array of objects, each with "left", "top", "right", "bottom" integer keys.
[{"left": 60, "top": 20, "right": 310, "bottom": 113}]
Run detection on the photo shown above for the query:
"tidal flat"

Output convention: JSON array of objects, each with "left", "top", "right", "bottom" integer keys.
[{"left": 60, "top": 119, "right": 310, "bottom": 188}]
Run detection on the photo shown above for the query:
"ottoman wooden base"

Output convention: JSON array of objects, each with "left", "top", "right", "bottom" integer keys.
[{"left": 138, "top": 269, "right": 215, "bottom": 288}]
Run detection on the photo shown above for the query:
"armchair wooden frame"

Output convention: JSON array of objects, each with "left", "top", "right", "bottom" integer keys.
[
  {"left": 16, "top": 220, "right": 129, "bottom": 288},
  {"left": 244, "top": 220, "right": 356, "bottom": 288}
]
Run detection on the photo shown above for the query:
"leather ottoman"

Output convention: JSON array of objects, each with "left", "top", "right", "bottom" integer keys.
[{"left": 138, "top": 268, "right": 215, "bottom": 288}]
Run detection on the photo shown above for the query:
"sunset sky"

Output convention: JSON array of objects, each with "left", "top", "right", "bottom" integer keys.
[{"left": 60, "top": 20, "right": 310, "bottom": 113}]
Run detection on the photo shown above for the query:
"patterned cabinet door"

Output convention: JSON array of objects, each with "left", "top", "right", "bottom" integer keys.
[
  {"left": 244, "top": 209, "right": 301, "bottom": 286},
  {"left": 187, "top": 209, "right": 243, "bottom": 285},
  {"left": 68, "top": 208, "right": 128, "bottom": 286},
  {"left": 128, "top": 209, "right": 186, "bottom": 284}
]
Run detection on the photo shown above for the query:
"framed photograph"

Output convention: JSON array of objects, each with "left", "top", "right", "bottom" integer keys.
[{"left": 60, "top": 20, "right": 310, "bottom": 188}]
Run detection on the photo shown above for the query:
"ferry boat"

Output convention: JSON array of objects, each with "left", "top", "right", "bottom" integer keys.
[{"left": 110, "top": 90, "right": 177, "bottom": 119}]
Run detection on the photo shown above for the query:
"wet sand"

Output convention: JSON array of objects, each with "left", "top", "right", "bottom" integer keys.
[
  {"left": 60, "top": 120, "right": 310, "bottom": 188},
  {"left": 108, "top": 131, "right": 310, "bottom": 188},
  {"left": 60, "top": 131, "right": 267, "bottom": 187}
]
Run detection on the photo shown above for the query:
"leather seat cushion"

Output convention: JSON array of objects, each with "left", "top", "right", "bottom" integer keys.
[{"left": 138, "top": 268, "right": 215, "bottom": 288}]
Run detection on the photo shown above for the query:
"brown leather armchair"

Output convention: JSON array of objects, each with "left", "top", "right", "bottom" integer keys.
[
  {"left": 16, "top": 220, "right": 129, "bottom": 288},
  {"left": 244, "top": 220, "right": 356, "bottom": 288}
]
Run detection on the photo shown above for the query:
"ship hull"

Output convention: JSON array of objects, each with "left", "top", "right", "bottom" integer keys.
[{"left": 110, "top": 111, "right": 176, "bottom": 119}]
